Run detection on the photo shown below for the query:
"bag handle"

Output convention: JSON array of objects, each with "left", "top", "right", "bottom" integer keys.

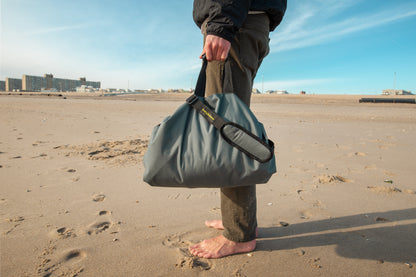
[
  {"left": 194, "top": 56, "right": 208, "bottom": 97},
  {"left": 193, "top": 55, "right": 233, "bottom": 97}
]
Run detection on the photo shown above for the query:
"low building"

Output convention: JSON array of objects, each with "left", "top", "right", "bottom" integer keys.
[
  {"left": 76, "top": 85, "right": 96, "bottom": 93},
  {"left": 148, "top": 88, "right": 164, "bottom": 93},
  {"left": 266, "top": 90, "right": 288, "bottom": 94},
  {"left": 0, "top": 81, "right": 5, "bottom": 91},
  {"left": 22, "top": 74, "right": 100, "bottom": 92},
  {"left": 5, "top": 78, "right": 22, "bottom": 91},
  {"left": 382, "top": 89, "right": 413, "bottom": 95}
]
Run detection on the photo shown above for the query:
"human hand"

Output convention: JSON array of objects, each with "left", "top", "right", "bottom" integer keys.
[{"left": 201, "top": 34, "right": 231, "bottom": 61}]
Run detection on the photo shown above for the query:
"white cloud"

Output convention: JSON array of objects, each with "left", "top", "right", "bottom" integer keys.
[
  {"left": 271, "top": 1, "right": 416, "bottom": 52},
  {"left": 24, "top": 24, "right": 88, "bottom": 35}
]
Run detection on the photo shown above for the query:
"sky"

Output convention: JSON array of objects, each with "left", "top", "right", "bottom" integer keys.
[{"left": 1, "top": 0, "right": 415, "bottom": 95}]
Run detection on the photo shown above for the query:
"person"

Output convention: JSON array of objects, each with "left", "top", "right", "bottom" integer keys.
[{"left": 189, "top": 0, "right": 287, "bottom": 259}]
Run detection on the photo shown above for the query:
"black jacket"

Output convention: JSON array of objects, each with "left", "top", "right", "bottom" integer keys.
[{"left": 193, "top": 0, "right": 287, "bottom": 42}]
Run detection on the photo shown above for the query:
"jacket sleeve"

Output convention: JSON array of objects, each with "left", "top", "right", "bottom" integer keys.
[{"left": 193, "top": 0, "right": 253, "bottom": 42}]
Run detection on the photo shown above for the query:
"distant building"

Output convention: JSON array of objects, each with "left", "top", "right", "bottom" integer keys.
[
  {"left": 1, "top": 74, "right": 100, "bottom": 92},
  {"left": 22, "top": 74, "right": 100, "bottom": 92},
  {"left": 266, "top": 90, "right": 288, "bottom": 94},
  {"left": 5, "top": 78, "right": 22, "bottom": 91},
  {"left": 382, "top": 89, "right": 413, "bottom": 95},
  {"left": 76, "top": 85, "right": 96, "bottom": 93},
  {"left": 148, "top": 88, "right": 164, "bottom": 93},
  {"left": 252, "top": 88, "right": 261, "bottom": 94}
]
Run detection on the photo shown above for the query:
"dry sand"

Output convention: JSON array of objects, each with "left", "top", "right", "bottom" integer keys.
[{"left": 1, "top": 93, "right": 415, "bottom": 276}]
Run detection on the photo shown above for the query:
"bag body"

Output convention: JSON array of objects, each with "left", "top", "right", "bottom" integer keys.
[{"left": 143, "top": 92, "right": 276, "bottom": 188}]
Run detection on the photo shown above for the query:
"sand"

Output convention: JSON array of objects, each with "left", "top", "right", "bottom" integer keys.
[{"left": 1, "top": 93, "right": 415, "bottom": 276}]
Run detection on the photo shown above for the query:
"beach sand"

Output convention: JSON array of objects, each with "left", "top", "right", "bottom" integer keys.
[{"left": 1, "top": 93, "right": 415, "bottom": 276}]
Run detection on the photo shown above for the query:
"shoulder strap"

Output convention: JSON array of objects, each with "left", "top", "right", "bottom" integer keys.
[
  {"left": 186, "top": 94, "right": 227, "bottom": 130},
  {"left": 186, "top": 94, "right": 274, "bottom": 163},
  {"left": 186, "top": 57, "right": 275, "bottom": 163}
]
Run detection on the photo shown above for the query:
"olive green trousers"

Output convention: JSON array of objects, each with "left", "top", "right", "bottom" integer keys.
[{"left": 202, "top": 13, "right": 270, "bottom": 242}]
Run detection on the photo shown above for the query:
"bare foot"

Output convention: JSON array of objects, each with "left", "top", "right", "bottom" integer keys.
[
  {"left": 189, "top": 235, "right": 256, "bottom": 259},
  {"left": 205, "top": 220, "right": 224, "bottom": 230}
]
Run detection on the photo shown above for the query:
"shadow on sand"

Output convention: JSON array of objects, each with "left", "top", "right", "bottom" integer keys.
[{"left": 258, "top": 208, "right": 416, "bottom": 263}]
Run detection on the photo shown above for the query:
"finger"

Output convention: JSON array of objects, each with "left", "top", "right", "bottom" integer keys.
[
  {"left": 213, "top": 42, "right": 222, "bottom": 61},
  {"left": 220, "top": 42, "right": 231, "bottom": 61},
  {"left": 220, "top": 49, "right": 228, "bottom": 61},
  {"left": 215, "top": 48, "right": 222, "bottom": 61},
  {"left": 205, "top": 45, "right": 213, "bottom": 61}
]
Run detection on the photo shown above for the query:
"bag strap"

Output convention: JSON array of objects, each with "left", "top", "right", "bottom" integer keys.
[
  {"left": 186, "top": 94, "right": 227, "bottom": 129},
  {"left": 186, "top": 56, "right": 275, "bottom": 163},
  {"left": 188, "top": 55, "right": 226, "bottom": 129},
  {"left": 193, "top": 55, "right": 234, "bottom": 97},
  {"left": 194, "top": 56, "right": 208, "bottom": 97},
  {"left": 186, "top": 94, "right": 274, "bottom": 163}
]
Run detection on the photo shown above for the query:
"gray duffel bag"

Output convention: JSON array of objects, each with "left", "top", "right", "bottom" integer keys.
[{"left": 143, "top": 59, "right": 276, "bottom": 188}]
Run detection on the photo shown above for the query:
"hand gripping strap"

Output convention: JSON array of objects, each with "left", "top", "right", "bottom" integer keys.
[{"left": 186, "top": 94, "right": 274, "bottom": 163}]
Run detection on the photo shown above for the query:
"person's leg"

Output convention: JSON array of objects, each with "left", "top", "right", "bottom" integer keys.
[
  {"left": 221, "top": 185, "right": 257, "bottom": 241},
  {"left": 189, "top": 14, "right": 270, "bottom": 259}
]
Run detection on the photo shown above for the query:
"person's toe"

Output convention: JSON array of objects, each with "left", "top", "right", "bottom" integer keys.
[{"left": 189, "top": 244, "right": 204, "bottom": 257}]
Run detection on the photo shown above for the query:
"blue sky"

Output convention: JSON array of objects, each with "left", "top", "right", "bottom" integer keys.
[{"left": 1, "top": 0, "right": 415, "bottom": 94}]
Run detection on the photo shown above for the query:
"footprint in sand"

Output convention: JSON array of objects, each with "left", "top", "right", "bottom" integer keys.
[
  {"left": 163, "top": 233, "right": 212, "bottom": 271},
  {"left": 37, "top": 240, "right": 85, "bottom": 277},
  {"left": 98, "top": 210, "right": 111, "bottom": 216},
  {"left": 309, "top": 258, "right": 322, "bottom": 269},
  {"left": 162, "top": 234, "right": 193, "bottom": 249},
  {"left": 176, "top": 256, "right": 211, "bottom": 271},
  {"left": 369, "top": 186, "right": 416, "bottom": 195},
  {"left": 63, "top": 249, "right": 87, "bottom": 262},
  {"left": 86, "top": 221, "right": 112, "bottom": 235},
  {"left": 175, "top": 248, "right": 212, "bottom": 271},
  {"left": 318, "top": 175, "right": 351, "bottom": 184},
  {"left": 10, "top": 155, "right": 22, "bottom": 159},
  {"left": 92, "top": 193, "right": 106, "bottom": 202},
  {"left": 367, "top": 186, "right": 402, "bottom": 194},
  {"left": 162, "top": 234, "right": 183, "bottom": 247},
  {"left": 7, "top": 216, "right": 25, "bottom": 222},
  {"left": 31, "top": 153, "right": 48, "bottom": 159},
  {"left": 56, "top": 227, "right": 77, "bottom": 239}
]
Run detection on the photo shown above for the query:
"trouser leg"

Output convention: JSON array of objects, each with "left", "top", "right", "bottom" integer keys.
[{"left": 203, "top": 14, "right": 270, "bottom": 242}]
